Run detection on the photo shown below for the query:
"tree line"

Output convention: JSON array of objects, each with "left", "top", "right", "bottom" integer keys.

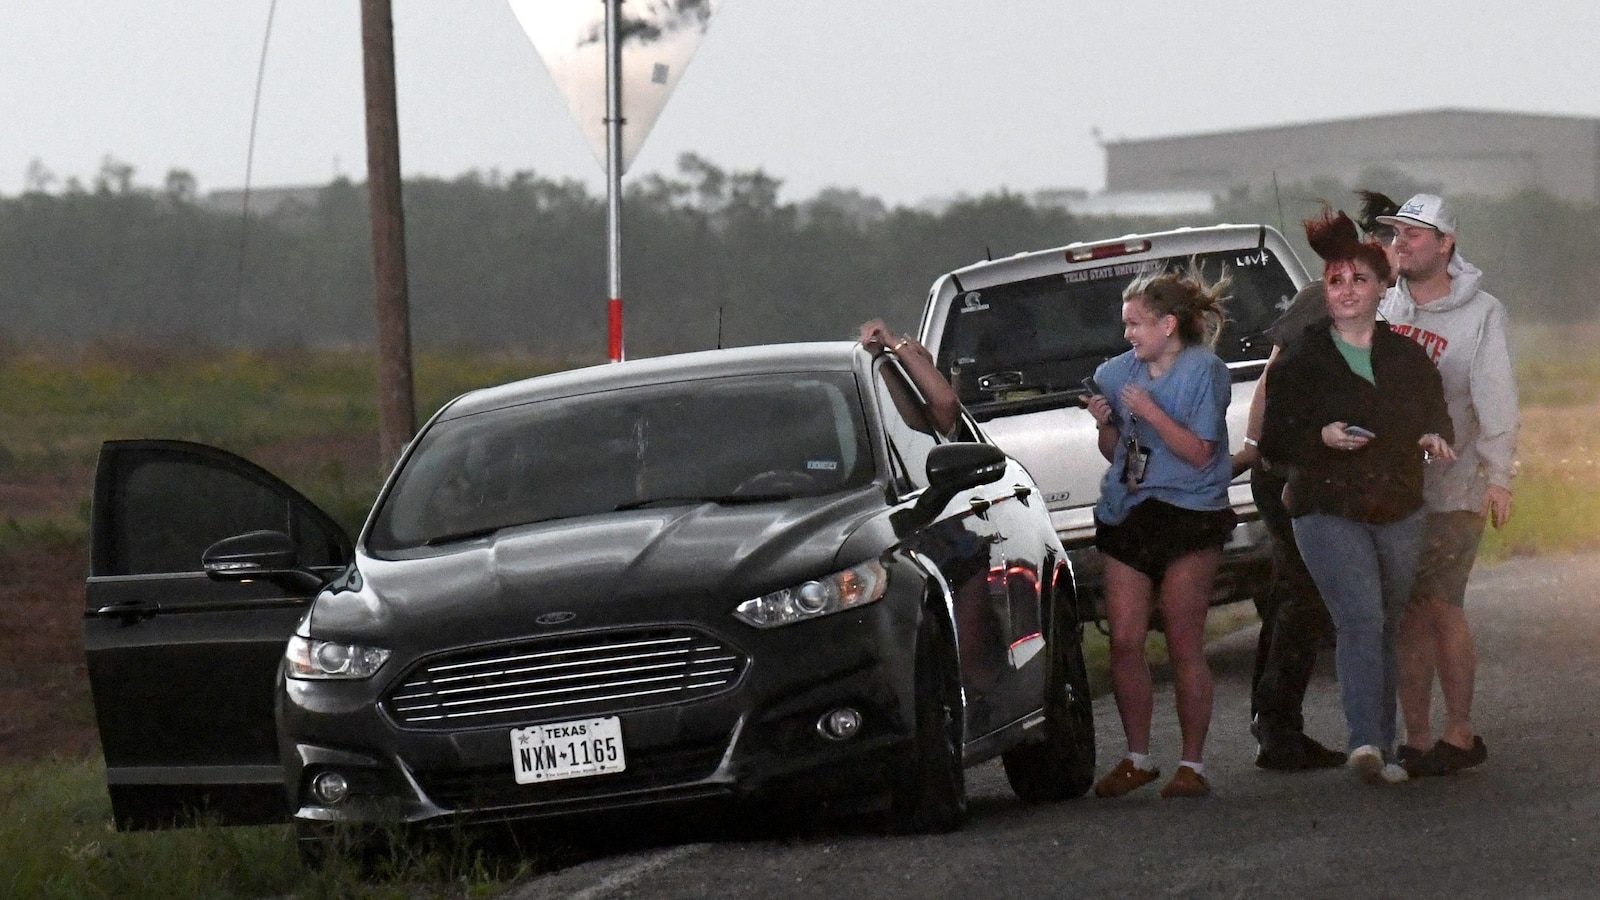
[{"left": 2, "top": 155, "right": 1594, "bottom": 361}]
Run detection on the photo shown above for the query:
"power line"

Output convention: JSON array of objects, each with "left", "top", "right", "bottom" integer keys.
[{"left": 232, "top": 0, "right": 278, "bottom": 341}]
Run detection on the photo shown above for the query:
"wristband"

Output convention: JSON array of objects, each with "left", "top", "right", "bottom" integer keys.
[
  {"left": 891, "top": 338, "right": 911, "bottom": 352},
  {"left": 1243, "top": 437, "right": 1259, "bottom": 448}
]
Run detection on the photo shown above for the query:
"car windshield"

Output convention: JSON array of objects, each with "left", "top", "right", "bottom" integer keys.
[
  {"left": 366, "top": 371, "right": 873, "bottom": 553},
  {"left": 934, "top": 248, "right": 1294, "bottom": 407}
]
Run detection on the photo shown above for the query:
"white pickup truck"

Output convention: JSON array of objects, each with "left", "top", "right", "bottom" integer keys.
[{"left": 915, "top": 224, "right": 1311, "bottom": 620}]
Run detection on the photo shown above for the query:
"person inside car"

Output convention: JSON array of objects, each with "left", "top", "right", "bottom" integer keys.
[{"left": 859, "top": 318, "right": 960, "bottom": 436}]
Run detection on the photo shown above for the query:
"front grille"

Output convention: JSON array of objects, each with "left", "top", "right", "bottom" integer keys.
[
  {"left": 413, "top": 737, "right": 729, "bottom": 810},
  {"left": 384, "top": 627, "right": 747, "bottom": 730}
]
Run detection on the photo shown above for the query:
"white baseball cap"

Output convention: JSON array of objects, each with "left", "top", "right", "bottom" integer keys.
[{"left": 1376, "top": 193, "right": 1456, "bottom": 235}]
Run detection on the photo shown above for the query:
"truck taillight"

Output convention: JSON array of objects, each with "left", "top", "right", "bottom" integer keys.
[{"left": 1065, "top": 239, "right": 1151, "bottom": 262}]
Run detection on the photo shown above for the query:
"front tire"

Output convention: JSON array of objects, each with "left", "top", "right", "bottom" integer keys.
[
  {"left": 1002, "top": 621, "right": 1096, "bottom": 802},
  {"left": 888, "top": 612, "right": 966, "bottom": 834}
]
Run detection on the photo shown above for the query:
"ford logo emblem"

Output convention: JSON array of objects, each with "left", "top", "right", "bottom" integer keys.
[{"left": 535, "top": 611, "right": 576, "bottom": 626}]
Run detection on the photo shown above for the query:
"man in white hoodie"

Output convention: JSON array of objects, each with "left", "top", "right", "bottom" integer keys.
[{"left": 1376, "top": 194, "right": 1518, "bottom": 777}]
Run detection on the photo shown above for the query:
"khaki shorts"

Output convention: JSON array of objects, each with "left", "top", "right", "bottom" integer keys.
[{"left": 1411, "top": 510, "right": 1487, "bottom": 608}]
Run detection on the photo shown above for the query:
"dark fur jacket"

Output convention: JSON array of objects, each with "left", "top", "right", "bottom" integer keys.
[{"left": 1260, "top": 320, "right": 1454, "bottom": 524}]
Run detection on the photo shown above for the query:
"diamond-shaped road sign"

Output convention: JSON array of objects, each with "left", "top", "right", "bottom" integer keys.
[{"left": 508, "top": 0, "right": 724, "bottom": 174}]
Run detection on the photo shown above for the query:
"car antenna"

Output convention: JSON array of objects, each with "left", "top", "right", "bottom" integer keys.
[
  {"left": 716, "top": 306, "right": 724, "bottom": 349},
  {"left": 985, "top": 245, "right": 993, "bottom": 261}
]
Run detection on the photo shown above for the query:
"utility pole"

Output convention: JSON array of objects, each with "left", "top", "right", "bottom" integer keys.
[{"left": 360, "top": 0, "right": 416, "bottom": 470}]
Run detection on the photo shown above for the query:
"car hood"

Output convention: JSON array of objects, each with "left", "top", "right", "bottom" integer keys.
[{"left": 310, "top": 489, "right": 885, "bottom": 650}]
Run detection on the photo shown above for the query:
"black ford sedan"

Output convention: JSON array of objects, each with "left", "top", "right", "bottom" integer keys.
[{"left": 84, "top": 341, "right": 1094, "bottom": 849}]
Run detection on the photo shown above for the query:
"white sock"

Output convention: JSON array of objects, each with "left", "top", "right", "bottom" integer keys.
[
  {"left": 1179, "top": 760, "right": 1205, "bottom": 775},
  {"left": 1127, "top": 751, "right": 1155, "bottom": 771}
]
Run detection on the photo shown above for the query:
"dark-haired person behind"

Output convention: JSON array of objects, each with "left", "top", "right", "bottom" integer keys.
[
  {"left": 1259, "top": 208, "right": 1454, "bottom": 786},
  {"left": 1237, "top": 188, "right": 1401, "bottom": 770}
]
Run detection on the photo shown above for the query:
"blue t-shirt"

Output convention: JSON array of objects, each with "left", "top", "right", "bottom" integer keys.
[{"left": 1092, "top": 345, "right": 1232, "bottom": 524}]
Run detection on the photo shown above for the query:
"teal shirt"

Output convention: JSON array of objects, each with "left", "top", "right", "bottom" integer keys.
[{"left": 1331, "top": 329, "right": 1374, "bottom": 385}]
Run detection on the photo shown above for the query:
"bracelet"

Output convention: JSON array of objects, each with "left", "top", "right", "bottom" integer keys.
[
  {"left": 891, "top": 338, "right": 911, "bottom": 352},
  {"left": 1243, "top": 437, "right": 1259, "bottom": 448}
]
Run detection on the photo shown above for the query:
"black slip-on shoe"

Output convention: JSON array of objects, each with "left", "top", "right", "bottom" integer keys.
[
  {"left": 1401, "top": 739, "right": 1452, "bottom": 775},
  {"left": 1430, "top": 736, "right": 1488, "bottom": 773}
]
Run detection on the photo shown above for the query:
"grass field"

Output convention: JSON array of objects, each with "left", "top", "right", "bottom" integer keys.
[
  {"left": 0, "top": 345, "right": 587, "bottom": 898},
  {"left": 0, "top": 757, "right": 542, "bottom": 899},
  {"left": 0, "top": 342, "right": 578, "bottom": 543},
  {"left": 2, "top": 330, "right": 1596, "bottom": 898}
]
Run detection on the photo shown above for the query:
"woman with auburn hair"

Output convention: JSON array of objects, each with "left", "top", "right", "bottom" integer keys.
[
  {"left": 1082, "top": 262, "right": 1235, "bottom": 799},
  {"left": 1259, "top": 209, "right": 1456, "bottom": 786}
]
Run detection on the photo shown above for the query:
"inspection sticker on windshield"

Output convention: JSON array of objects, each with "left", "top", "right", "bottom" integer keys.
[{"left": 512, "top": 717, "right": 626, "bottom": 784}]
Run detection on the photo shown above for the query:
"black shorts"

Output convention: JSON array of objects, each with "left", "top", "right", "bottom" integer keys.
[{"left": 1095, "top": 499, "right": 1238, "bottom": 582}]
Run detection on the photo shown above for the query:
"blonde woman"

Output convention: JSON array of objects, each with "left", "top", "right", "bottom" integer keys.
[{"left": 1083, "top": 264, "right": 1234, "bottom": 799}]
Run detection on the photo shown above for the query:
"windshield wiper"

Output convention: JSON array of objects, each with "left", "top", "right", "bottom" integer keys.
[
  {"left": 422, "top": 512, "right": 591, "bottom": 546},
  {"left": 424, "top": 526, "right": 502, "bottom": 546},
  {"left": 614, "top": 496, "right": 706, "bottom": 511},
  {"left": 615, "top": 493, "right": 792, "bottom": 511}
]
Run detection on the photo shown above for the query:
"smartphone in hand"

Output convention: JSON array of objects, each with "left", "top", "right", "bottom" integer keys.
[{"left": 1082, "top": 376, "right": 1121, "bottom": 425}]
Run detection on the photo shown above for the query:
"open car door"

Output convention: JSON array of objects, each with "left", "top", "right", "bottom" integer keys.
[{"left": 84, "top": 440, "right": 352, "bottom": 829}]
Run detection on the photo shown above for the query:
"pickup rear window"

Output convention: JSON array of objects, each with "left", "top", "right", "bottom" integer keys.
[{"left": 934, "top": 248, "right": 1296, "bottom": 409}]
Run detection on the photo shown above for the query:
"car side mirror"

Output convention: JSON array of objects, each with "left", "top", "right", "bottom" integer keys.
[
  {"left": 202, "top": 529, "right": 326, "bottom": 594},
  {"left": 926, "top": 442, "right": 1008, "bottom": 493},
  {"left": 892, "top": 442, "right": 1009, "bottom": 533}
]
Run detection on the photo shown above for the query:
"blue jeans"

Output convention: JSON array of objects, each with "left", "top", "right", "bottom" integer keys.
[{"left": 1292, "top": 511, "right": 1426, "bottom": 756}]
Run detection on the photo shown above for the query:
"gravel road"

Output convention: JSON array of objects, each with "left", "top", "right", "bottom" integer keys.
[{"left": 510, "top": 552, "right": 1600, "bottom": 899}]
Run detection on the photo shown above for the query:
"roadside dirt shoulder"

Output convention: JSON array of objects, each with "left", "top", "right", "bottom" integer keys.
[{"left": 0, "top": 541, "right": 97, "bottom": 761}]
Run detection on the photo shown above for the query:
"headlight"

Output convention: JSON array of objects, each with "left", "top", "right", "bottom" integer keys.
[
  {"left": 733, "top": 559, "right": 888, "bottom": 628},
  {"left": 285, "top": 635, "right": 391, "bottom": 679}
]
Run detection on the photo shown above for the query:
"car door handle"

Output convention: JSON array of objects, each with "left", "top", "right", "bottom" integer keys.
[
  {"left": 978, "top": 487, "right": 1025, "bottom": 506},
  {"left": 93, "top": 601, "right": 160, "bottom": 620},
  {"left": 972, "top": 484, "right": 1030, "bottom": 515}
]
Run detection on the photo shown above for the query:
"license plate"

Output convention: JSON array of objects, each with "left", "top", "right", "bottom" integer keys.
[{"left": 511, "top": 717, "right": 626, "bottom": 784}]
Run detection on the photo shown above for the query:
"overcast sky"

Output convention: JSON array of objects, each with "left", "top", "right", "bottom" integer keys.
[{"left": 5, "top": 1, "right": 1597, "bottom": 207}]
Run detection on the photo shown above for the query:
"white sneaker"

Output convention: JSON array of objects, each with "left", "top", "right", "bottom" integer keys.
[
  {"left": 1379, "top": 763, "right": 1410, "bottom": 784},
  {"left": 1348, "top": 745, "right": 1384, "bottom": 784}
]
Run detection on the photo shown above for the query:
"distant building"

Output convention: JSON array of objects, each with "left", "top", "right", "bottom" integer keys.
[
  {"left": 1103, "top": 109, "right": 1600, "bottom": 205},
  {"left": 202, "top": 184, "right": 325, "bottom": 217},
  {"left": 920, "top": 187, "right": 1216, "bottom": 218},
  {"left": 1030, "top": 187, "right": 1215, "bottom": 218}
]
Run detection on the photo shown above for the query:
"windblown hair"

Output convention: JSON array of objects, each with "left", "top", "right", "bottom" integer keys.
[
  {"left": 1303, "top": 206, "right": 1391, "bottom": 284},
  {"left": 1122, "top": 258, "right": 1230, "bottom": 349},
  {"left": 1354, "top": 189, "right": 1401, "bottom": 237}
]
